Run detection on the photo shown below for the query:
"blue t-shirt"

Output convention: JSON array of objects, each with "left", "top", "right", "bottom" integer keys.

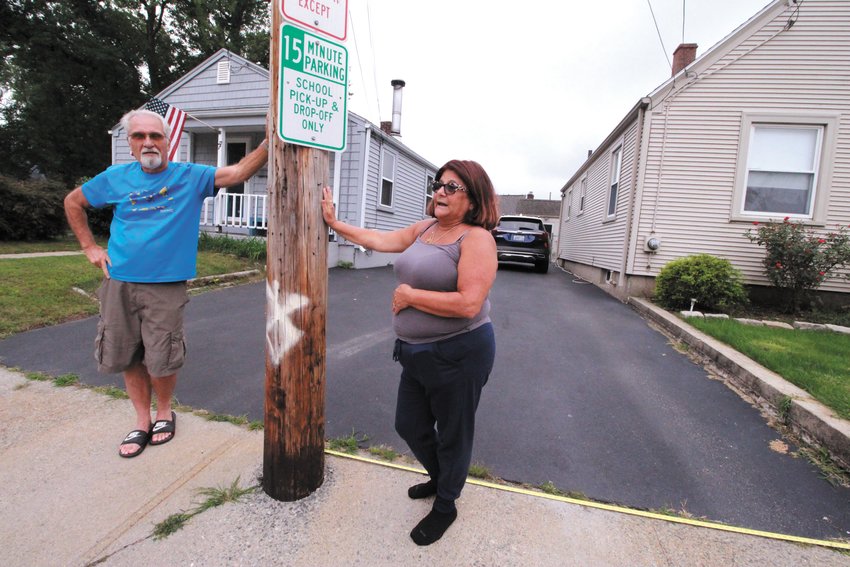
[{"left": 82, "top": 161, "right": 217, "bottom": 282}]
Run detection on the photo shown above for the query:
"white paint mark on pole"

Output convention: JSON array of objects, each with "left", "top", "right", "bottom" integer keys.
[{"left": 266, "top": 280, "right": 308, "bottom": 365}]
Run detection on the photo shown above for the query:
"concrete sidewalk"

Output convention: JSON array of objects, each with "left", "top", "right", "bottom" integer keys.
[{"left": 1, "top": 367, "right": 848, "bottom": 566}]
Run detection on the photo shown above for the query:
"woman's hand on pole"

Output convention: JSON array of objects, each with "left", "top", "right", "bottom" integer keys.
[{"left": 321, "top": 186, "right": 337, "bottom": 229}]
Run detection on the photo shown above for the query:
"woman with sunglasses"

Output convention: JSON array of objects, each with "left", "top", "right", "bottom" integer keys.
[{"left": 321, "top": 159, "right": 499, "bottom": 545}]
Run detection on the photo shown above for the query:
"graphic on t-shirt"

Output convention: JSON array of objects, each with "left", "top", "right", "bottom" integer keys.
[{"left": 128, "top": 186, "right": 175, "bottom": 213}]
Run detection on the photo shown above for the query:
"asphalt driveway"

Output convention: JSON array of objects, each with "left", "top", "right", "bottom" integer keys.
[{"left": 1, "top": 265, "right": 849, "bottom": 540}]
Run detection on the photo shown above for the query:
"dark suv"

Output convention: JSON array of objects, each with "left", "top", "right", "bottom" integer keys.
[{"left": 491, "top": 215, "right": 550, "bottom": 273}]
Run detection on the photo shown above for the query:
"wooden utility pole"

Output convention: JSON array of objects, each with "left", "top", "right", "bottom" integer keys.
[{"left": 263, "top": 4, "right": 328, "bottom": 501}]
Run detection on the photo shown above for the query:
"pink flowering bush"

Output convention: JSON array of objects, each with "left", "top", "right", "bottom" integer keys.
[{"left": 746, "top": 218, "right": 850, "bottom": 312}]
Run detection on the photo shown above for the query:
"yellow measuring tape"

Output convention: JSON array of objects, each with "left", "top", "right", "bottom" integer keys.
[{"left": 325, "top": 449, "right": 850, "bottom": 551}]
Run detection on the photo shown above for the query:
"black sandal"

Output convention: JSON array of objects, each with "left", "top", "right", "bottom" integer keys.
[
  {"left": 149, "top": 411, "right": 176, "bottom": 446},
  {"left": 119, "top": 428, "right": 151, "bottom": 458}
]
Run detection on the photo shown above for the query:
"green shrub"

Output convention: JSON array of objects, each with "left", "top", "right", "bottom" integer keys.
[
  {"left": 0, "top": 174, "right": 112, "bottom": 240},
  {"left": 654, "top": 254, "right": 748, "bottom": 311},
  {"left": 0, "top": 174, "right": 67, "bottom": 240},
  {"left": 198, "top": 233, "right": 266, "bottom": 262}
]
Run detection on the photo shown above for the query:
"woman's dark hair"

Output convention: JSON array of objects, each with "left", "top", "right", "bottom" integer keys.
[{"left": 427, "top": 159, "right": 500, "bottom": 229}]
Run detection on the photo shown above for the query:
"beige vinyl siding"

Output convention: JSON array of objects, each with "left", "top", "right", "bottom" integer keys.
[
  {"left": 631, "top": 0, "right": 850, "bottom": 293},
  {"left": 559, "top": 121, "right": 639, "bottom": 271}
]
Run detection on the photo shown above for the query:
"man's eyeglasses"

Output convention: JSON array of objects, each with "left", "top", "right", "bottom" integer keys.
[
  {"left": 430, "top": 180, "right": 467, "bottom": 195},
  {"left": 129, "top": 132, "right": 166, "bottom": 142}
]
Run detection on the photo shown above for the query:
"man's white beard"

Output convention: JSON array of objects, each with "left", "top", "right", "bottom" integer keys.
[{"left": 140, "top": 150, "right": 162, "bottom": 169}]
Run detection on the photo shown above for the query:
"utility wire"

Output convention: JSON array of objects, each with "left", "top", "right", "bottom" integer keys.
[
  {"left": 347, "top": 8, "right": 369, "bottom": 107},
  {"left": 366, "top": 0, "right": 382, "bottom": 121},
  {"left": 645, "top": 0, "right": 672, "bottom": 69}
]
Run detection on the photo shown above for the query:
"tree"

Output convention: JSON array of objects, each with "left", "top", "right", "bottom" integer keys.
[
  {"left": 0, "top": 1, "right": 147, "bottom": 184},
  {"left": 0, "top": 1, "right": 270, "bottom": 187},
  {"left": 172, "top": 0, "right": 270, "bottom": 70},
  {"left": 112, "top": 0, "right": 187, "bottom": 94}
]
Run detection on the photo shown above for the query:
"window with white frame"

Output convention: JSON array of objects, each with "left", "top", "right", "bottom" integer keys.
[
  {"left": 380, "top": 150, "right": 396, "bottom": 207},
  {"left": 424, "top": 173, "right": 434, "bottom": 214},
  {"left": 566, "top": 188, "right": 573, "bottom": 220},
  {"left": 606, "top": 147, "right": 622, "bottom": 218},
  {"left": 743, "top": 124, "right": 821, "bottom": 217},
  {"left": 579, "top": 176, "right": 587, "bottom": 214},
  {"left": 733, "top": 114, "right": 836, "bottom": 223}
]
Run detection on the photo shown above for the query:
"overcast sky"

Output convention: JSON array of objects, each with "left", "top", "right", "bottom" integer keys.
[{"left": 344, "top": 0, "right": 774, "bottom": 197}]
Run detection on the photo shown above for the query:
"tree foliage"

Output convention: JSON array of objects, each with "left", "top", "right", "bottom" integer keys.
[
  {"left": 0, "top": 0, "right": 270, "bottom": 191},
  {"left": 171, "top": 0, "right": 270, "bottom": 70},
  {"left": 0, "top": 1, "right": 147, "bottom": 184}
]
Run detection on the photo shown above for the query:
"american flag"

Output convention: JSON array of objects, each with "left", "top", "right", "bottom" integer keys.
[{"left": 144, "top": 97, "right": 187, "bottom": 161}]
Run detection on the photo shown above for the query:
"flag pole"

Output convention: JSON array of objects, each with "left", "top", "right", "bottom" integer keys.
[{"left": 182, "top": 111, "right": 221, "bottom": 133}]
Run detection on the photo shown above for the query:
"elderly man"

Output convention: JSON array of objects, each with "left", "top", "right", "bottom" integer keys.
[{"left": 65, "top": 108, "right": 269, "bottom": 458}]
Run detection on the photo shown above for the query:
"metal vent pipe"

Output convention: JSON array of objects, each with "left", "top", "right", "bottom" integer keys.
[{"left": 390, "top": 79, "right": 405, "bottom": 135}]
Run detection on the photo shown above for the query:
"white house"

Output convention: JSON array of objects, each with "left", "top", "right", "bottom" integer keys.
[{"left": 557, "top": 0, "right": 850, "bottom": 302}]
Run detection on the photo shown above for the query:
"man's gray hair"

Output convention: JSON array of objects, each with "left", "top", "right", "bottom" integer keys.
[{"left": 120, "top": 109, "right": 171, "bottom": 139}]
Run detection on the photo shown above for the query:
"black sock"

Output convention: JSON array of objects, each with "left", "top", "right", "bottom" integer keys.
[
  {"left": 407, "top": 480, "right": 437, "bottom": 499},
  {"left": 410, "top": 508, "right": 457, "bottom": 546}
]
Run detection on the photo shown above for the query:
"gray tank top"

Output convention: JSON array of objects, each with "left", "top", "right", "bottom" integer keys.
[{"left": 392, "top": 226, "right": 491, "bottom": 344}]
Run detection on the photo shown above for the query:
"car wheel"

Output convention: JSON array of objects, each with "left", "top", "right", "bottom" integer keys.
[{"left": 535, "top": 260, "right": 549, "bottom": 274}]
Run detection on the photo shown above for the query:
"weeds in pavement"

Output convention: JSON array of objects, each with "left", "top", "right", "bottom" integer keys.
[
  {"left": 53, "top": 373, "right": 79, "bottom": 387},
  {"left": 467, "top": 462, "right": 492, "bottom": 480},
  {"left": 327, "top": 430, "right": 369, "bottom": 453},
  {"left": 778, "top": 395, "right": 793, "bottom": 425},
  {"left": 25, "top": 371, "right": 51, "bottom": 382},
  {"left": 153, "top": 477, "right": 257, "bottom": 540},
  {"left": 368, "top": 444, "right": 399, "bottom": 462},
  {"left": 92, "top": 385, "right": 129, "bottom": 399},
  {"left": 798, "top": 445, "right": 850, "bottom": 488}
]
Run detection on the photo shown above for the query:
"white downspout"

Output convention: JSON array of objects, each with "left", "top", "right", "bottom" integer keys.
[{"left": 618, "top": 100, "right": 649, "bottom": 290}]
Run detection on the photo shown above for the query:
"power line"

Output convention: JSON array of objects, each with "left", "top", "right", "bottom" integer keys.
[
  {"left": 366, "top": 0, "right": 382, "bottom": 121},
  {"left": 348, "top": 8, "right": 368, "bottom": 106},
  {"left": 645, "top": 0, "right": 672, "bottom": 69}
]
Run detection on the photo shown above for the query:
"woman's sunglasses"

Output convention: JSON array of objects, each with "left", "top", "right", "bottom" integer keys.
[{"left": 430, "top": 180, "right": 467, "bottom": 195}]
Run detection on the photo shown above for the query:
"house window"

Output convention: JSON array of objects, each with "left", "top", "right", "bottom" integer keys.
[
  {"left": 579, "top": 176, "right": 587, "bottom": 214},
  {"left": 380, "top": 150, "right": 395, "bottom": 207},
  {"left": 606, "top": 146, "right": 622, "bottom": 218},
  {"left": 425, "top": 173, "right": 434, "bottom": 214},
  {"left": 743, "top": 124, "right": 822, "bottom": 217},
  {"left": 565, "top": 188, "right": 573, "bottom": 220},
  {"left": 733, "top": 113, "right": 836, "bottom": 223}
]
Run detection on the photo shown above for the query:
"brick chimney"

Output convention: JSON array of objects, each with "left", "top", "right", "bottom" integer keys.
[
  {"left": 380, "top": 121, "right": 393, "bottom": 135},
  {"left": 672, "top": 43, "right": 698, "bottom": 76},
  {"left": 526, "top": 191, "right": 534, "bottom": 200}
]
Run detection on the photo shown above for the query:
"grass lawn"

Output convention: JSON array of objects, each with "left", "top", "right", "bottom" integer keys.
[
  {"left": 0, "top": 248, "right": 262, "bottom": 338},
  {"left": 687, "top": 317, "right": 850, "bottom": 421}
]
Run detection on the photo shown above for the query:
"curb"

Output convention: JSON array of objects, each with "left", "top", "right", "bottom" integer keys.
[
  {"left": 188, "top": 269, "right": 261, "bottom": 287},
  {"left": 629, "top": 297, "right": 850, "bottom": 472}
]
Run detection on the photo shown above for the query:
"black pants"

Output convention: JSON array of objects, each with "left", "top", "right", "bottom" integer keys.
[{"left": 394, "top": 323, "right": 495, "bottom": 513}]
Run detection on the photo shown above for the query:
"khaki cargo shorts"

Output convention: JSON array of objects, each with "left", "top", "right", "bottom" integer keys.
[{"left": 95, "top": 279, "right": 189, "bottom": 378}]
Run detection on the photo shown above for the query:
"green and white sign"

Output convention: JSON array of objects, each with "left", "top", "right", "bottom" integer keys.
[{"left": 278, "top": 24, "right": 348, "bottom": 151}]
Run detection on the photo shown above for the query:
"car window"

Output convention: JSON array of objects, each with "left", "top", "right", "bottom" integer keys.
[{"left": 498, "top": 220, "right": 543, "bottom": 231}]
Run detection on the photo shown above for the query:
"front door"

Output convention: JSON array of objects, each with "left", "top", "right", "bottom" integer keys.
[{"left": 222, "top": 139, "right": 248, "bottom": 220}]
